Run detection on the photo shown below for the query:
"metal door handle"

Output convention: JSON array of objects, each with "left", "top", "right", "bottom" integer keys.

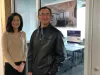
[{"left": 94, "top": 68, "right": 99, "bottom": 71}]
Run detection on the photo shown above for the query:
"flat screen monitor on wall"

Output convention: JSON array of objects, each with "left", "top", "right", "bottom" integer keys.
[{"left": 67, "top": 30, "right": 81, "bottom": 43}]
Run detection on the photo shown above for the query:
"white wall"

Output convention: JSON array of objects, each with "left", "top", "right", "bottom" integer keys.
[
  {"left": 0, "top": 0, "right": 5, "bottom": 75},
  {"left": 0, "top": 15, "right": 4, "bottom": 75}
]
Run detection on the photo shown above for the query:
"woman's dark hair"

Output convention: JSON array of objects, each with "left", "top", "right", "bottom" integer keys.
[
  {"left": 38, "top": 6, "right": 52, "bottom": 15},
  {"left": 6, "top": 12, "right": 23, "bottom": 32}
]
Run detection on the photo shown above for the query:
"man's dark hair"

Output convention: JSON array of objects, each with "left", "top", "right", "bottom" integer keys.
[
  {"left": 38, "top": 6, "right": 52, "bottom": 15},
  {"left": 6, "top": 12, "right": 23, "bottom": 32}
]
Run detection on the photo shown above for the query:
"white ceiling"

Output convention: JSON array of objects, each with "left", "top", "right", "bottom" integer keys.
[{"left": 41, "top": 0, "right": 86, "bottom": 8}]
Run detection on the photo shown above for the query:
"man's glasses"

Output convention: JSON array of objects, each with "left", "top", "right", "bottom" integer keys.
[{"left": 39, "top": 13, "right": 51, "bottom": 16}]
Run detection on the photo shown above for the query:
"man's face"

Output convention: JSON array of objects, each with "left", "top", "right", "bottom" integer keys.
[{"left": 38, "top": 9, "right": 51, "bottom": 26}]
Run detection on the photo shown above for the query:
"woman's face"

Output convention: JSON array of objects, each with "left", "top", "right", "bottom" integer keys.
[{"left": 11, "top": 15, "right": 20, "bottom": 29}]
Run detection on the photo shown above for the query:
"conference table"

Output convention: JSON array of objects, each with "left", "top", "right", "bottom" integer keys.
[{"left": 64, "top": 43, "right": 84, "bottom": 67}]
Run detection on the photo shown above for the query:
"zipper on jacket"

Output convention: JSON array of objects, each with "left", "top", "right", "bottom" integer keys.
[{"left": 40, "top": 28, "right": 44, "bottom": 40}]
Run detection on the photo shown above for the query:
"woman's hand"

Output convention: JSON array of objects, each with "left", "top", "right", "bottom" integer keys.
[
  {"left": 14, "top": 65, "right": 20, "bottom": 71},
  {"left": 14, "top": 62, "right": 25, "bottom": 73},
  {"left": 28, "top": 72, "right": 32, "bottom": 75},
  {"left": 18, "top": 62, "right": 25, "bottom": 72}
]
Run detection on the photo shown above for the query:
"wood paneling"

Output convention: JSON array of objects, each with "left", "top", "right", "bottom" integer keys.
[
  {"left": 5, "top": 0, "right": 11, "bottom": 24},
  {"left": 1, "top": 0, "right": 12, "bottom": 32}
]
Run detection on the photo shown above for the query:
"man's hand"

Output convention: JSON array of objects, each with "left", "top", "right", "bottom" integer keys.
[{"left": 28, "top": 72, "right": 32, "bottom": 75}]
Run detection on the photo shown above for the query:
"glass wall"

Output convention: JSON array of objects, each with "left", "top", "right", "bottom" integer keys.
[
  {"left": 14, "top": 0, "right": 37, "bottom": 42},
  {"left": 41, "top": 0, "right": 85, "bottom": 75}
]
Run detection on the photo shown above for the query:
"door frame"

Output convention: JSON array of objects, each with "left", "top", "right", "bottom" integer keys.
[{"left": 84, "top": 0, "right": 94, "bottom": 75}]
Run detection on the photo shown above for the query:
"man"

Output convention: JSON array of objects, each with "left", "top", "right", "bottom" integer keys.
[{"left": 28, "top": 7, "right": 65, "bottom": 75}]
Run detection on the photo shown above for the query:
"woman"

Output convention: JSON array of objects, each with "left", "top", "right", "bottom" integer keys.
[{"left": 2, "top": 13, "right": 27, "bottom": 75}]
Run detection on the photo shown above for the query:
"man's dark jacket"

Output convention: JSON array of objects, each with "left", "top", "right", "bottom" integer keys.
[{"left": 28, "top": 24, "right": 65, "bottom": 75}]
